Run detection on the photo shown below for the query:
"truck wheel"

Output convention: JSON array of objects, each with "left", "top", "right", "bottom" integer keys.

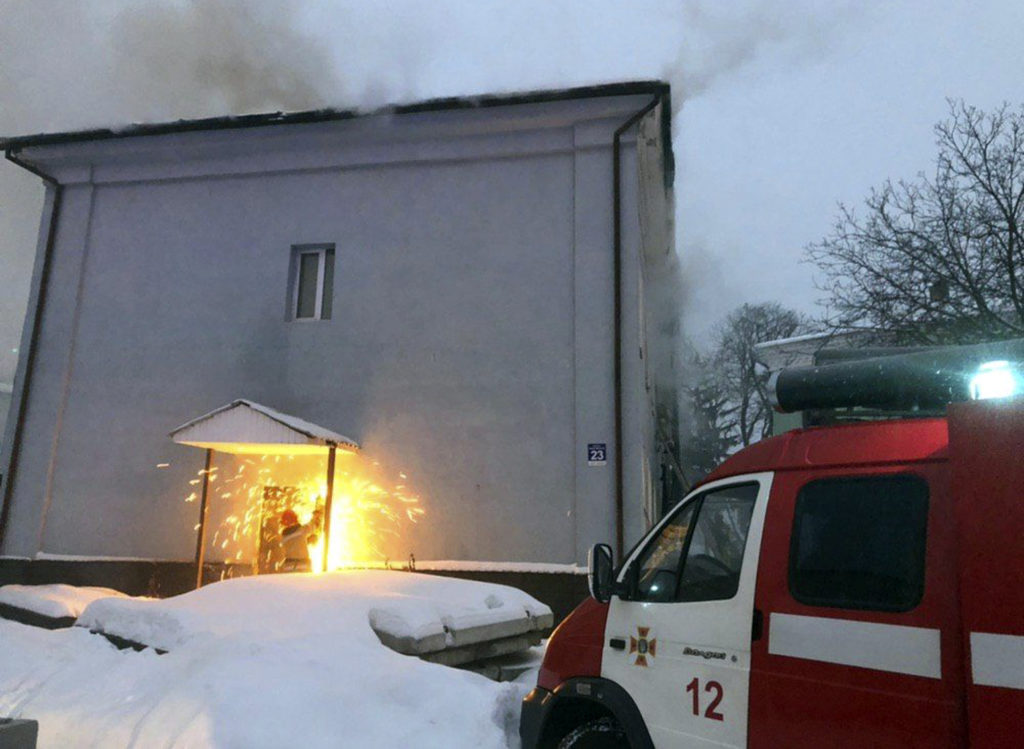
[{"left": 556, "top": 716, "right": 629, "bottom": 748}]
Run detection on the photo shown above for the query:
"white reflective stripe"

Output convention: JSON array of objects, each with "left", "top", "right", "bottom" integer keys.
[
  {"left": 971, "top": 632, "right": 1024, "bottom": 689},
  {"left": 769, "top": 613, "right": 942, "bottom": 679}
]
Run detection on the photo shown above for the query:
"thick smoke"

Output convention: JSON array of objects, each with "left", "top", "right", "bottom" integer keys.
[
  {"left": 111, "top": 1, "right": 340, "bottom": 119},
  {"left": 0, "top": 0, "right": 339, "bottom": 132},
  {"left": 0, "top": 0, "right": 857, "bottom": 387},
  {"left": 0, "top": 0, "right": 340, "bottom": 382}
]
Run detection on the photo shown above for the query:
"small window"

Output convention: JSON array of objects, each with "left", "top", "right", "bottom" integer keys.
[
  {"left": 789, "top": 475, "right": 929, "bottom": 612},
  {"left": 290, "top": 246, "right": 334, "bottom": 320},
  {"left": 631, "top": 482, "right": 758, "bottom": 603}
]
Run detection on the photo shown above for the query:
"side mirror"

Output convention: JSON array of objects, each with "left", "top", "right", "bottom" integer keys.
[{"left": 588, "top": 542, "right": 615, "bottom": 603}]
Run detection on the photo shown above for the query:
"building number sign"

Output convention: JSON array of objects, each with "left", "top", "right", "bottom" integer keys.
[{"left": 587, "top": 443, "right": 607, "bottom": 466}]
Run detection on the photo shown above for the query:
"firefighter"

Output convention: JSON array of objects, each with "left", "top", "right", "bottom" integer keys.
[{"left": 278, "top": 508, "right": 321, "bottom": 573}]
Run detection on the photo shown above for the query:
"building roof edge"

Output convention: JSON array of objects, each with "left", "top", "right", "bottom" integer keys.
[{"left": 1, "top": 80, "right": 670, "bottom": 152}]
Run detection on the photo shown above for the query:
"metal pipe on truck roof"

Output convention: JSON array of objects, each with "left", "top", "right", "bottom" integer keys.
[{"left": 769, "top": 338, "right": 1024, "bottom": 414}]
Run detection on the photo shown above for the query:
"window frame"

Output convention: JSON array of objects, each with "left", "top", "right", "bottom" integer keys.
[
  {"left": 787, "top": 473, "right": 930, "bottom": 614},
  {"left": 290, "top": 244, "right": 335, "bottom": 321},
  {"left": 631, "top": 497, "right": 700, "bottom": 602},
  {"left": 675, "top": 483, "right": 759, "bottom": 603},
  {"left": 620, "top": 479, "right": 760, "bottom": 604}
]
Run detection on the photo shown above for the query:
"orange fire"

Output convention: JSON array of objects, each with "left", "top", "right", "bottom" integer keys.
[{"left": 184, "top": 451, "right": 423, "bottom": 575}]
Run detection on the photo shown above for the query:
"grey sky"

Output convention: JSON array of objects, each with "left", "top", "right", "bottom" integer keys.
[{"left": 2, "top": 0, "right": 1023, "bottom": 383}]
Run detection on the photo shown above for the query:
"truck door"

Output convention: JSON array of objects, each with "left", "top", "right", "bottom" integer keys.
[
  {"left": 602, "top": 473, "right": 773, "bottom": 747},
  {"left": 748, "top": 466, "right": 966, "bottom": 748},
  {"left": 948, "top": 398, "right": 1024, "bottom": 749}
]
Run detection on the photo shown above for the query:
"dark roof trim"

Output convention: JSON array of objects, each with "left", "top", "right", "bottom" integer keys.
[{"left": 1, "top": 80, "right": 670, "bottom": 152}]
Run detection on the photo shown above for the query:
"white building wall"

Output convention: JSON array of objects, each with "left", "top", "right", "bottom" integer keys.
[{"left": 0, "top": 90, "right": 676, "bottom": 565}]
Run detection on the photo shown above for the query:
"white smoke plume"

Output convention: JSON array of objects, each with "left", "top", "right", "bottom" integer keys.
[
  {"left": 668, "top": 2, "right": 847, "bottom": 104},
  {"left": 0, "top": 0, "right": 858, "bottom": 384},
  {"left": 663, "top": 1, "right": 859, "bottom": 332}
]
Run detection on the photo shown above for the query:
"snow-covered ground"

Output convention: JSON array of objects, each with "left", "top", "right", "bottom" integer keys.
[{"left": 0, "top": 571, "right": 547, "bottom": 748}]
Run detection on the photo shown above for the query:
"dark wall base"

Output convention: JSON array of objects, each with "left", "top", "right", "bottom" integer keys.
[
  {"left": 0, "top": 559, "right": 590, "bottom": 625},
  {"left": 0, "top": 602, "right": 75, "bottom": 630},
  {"left": 0, "top": 558, "right": 245, "bottom": 598}
]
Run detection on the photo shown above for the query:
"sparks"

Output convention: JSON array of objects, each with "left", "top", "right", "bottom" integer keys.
[{"left": 185, "top": 451, "right": 424, "bottom": 574}]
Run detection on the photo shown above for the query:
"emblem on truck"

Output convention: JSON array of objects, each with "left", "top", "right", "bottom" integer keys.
[{"left": 629, "top": 626, "right": 657, "bottom": 667}]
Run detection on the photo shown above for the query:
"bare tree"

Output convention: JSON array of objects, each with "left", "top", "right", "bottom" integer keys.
[
  {"left": 677, "top": 303, "right": 805, "bottom": 486},
  {"left": 713, "top": 303, "right": 806, "bottom": 447},
  {"left": 678, "top": 341, "right": 736, "bottom": 484},
  {"left": 808, "top": 100, "right": 1024, "bottom": 344}
]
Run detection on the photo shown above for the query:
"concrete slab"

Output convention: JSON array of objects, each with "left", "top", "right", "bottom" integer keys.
[
  {"left": 370, "top": 607, "right": 552, "bottom": 665},
  {"left": 419, "top": 631, "right": 545, "bottom": 668}
]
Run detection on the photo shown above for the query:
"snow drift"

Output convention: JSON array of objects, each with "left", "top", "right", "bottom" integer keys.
[{"left": 0, "top": 571, "right": 550, "bottom": 747}]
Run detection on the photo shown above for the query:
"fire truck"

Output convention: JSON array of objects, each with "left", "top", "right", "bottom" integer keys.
[{"left": 521, "top": 346, "right": 1024, "bottom": 748}]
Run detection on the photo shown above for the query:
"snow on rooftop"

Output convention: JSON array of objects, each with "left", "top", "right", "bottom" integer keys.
[
  {"left": 1, "top": 571, "right": 544, "bottom": 747},
  {"left": 170, "top": 398, "right": 359, "bottom": 454},
  {"left": 753, "top": 329, "right": 873, "bottom": 371}
]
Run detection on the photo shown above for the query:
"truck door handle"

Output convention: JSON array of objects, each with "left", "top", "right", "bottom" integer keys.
[
  {"left": 609, "top": 638, "right": 626, "bottom": 650},
  {"left": 752, "top": 608, "right": 764, "bottom": 642}
]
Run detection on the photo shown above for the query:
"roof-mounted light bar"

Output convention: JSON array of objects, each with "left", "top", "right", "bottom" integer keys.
[{"left": 769, "top": 338, "right": 1024, "bottom": 414}]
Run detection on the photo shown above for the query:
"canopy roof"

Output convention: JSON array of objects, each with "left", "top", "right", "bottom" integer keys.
[{"left": 170, "top": 399, "right": 359, "bottom": 455}]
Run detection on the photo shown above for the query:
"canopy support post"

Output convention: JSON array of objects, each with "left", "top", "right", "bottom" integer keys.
[
  {"left": 322, "top": 446, "right": 337, "bottom": 572},
  {"left": 194, "top": 448, "right": 214, "bottom": 589}
]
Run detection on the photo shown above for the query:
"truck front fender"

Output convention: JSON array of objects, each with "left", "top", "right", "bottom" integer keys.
[{"left": 520, "top": 676, "right": 654, "bottom": 749}]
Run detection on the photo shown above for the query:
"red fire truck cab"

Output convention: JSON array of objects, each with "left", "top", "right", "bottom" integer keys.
[{"left": 521, "top": 392, "right": 1024, "bottom": 748}]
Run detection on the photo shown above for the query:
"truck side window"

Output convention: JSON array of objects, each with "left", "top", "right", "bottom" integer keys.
[
  {"left": 789, "top": 475, "right": 929, "bottom": 612},
  {"left": 632, "top": 483, "right": 758, "bottom": 603},
  {"left": 677, "top": 485, "right": 757, "bottom": 602},
  {"left": 634, "top": 500, "right": 698, "bottom": 602}
]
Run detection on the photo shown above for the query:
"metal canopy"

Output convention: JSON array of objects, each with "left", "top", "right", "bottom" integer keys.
[
  {"left": 170, "top": 400, "right": 357, "bottom": 587},
  {"left": 170, "top": 399, "right": 359, "bottom": 455}
]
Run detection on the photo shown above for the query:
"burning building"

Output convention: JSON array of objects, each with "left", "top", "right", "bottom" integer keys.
[{"left": 0, "top": 82, "right": 680, "bottom": 600}]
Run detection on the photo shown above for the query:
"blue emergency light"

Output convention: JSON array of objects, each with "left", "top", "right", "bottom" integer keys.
[{"left": 969, "top": 360, "right": 1021, "bottom": 400}]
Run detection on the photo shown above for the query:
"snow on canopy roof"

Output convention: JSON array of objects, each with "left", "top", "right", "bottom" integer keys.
[{"left": 170, "top": 399, "right": 358, "bottom": 455}]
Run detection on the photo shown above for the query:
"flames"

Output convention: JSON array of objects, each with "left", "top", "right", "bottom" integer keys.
[
  {"left": 303, "top": 464, "right": 425, "bottom": 572},
  {"left": 186, "top": 451, "right": 423, "bottom": 574}
]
